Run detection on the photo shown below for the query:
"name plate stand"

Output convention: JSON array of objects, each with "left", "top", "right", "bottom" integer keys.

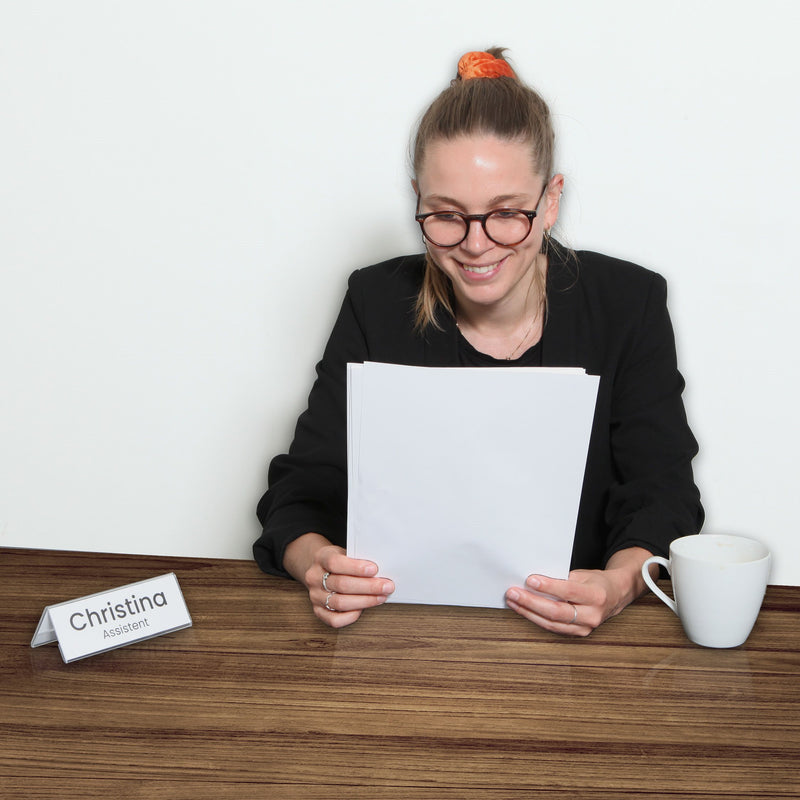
[{"left": 31, "top": 573, "right": 193, "bottom": 663}]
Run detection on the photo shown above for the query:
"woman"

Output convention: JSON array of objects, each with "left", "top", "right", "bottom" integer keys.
[{"left": 254, "top": 49, "right": 703, "bottom": 635}]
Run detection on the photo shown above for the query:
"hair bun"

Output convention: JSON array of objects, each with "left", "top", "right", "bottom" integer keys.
[{"left": 457, "top": 51, "right": 515, "bottom": 80}]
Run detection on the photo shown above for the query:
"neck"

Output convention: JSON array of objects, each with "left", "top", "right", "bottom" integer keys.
[
  {"left": 454, "top": 258, "right": 546, "bottom": 360},
  {"left": 455, "top": 258, "right": 543, "bottom": 337}
]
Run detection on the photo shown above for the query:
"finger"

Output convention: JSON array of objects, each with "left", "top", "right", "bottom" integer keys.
[
  {"left": 507, "top": 587, "right": 580, "bottom": 625},
  {"left": 321, "top": 550, "right": 381, "bottom": 579},
  {"left": 322, "top": 573, "right": 395, "bottom": 597},
  {"left": 318, "top": 590, "right": 389, "bottom": 615},
  {"left": 505, "top": 590, "right": 590, "bottom": 636},
  {"left": 524, "top": 574, "right": 597, "bottom": 606},
  {"left": 314, "top": 605, "right": 364, "bottom": 629}
]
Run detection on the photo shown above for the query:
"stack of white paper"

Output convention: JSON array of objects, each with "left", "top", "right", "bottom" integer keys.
[{"left": 347, "top": 362, "right": 600, "bottom": 609}]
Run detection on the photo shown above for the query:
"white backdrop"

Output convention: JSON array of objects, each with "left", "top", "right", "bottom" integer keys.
[{"left": 2, "top": 1, "right": 799, "bottom": 585}]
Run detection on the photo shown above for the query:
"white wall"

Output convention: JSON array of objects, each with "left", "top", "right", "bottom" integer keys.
[{"left": 2, "top": 1, "right": 799, "bottom": 585}]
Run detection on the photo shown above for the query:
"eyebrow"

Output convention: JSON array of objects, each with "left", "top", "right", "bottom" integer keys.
[{"left": 423, "top": 193, "right": 533, "bottom": 210}]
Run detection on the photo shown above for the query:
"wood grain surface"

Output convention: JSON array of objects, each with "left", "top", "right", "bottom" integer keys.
[{"left": 1, "top": 547, "right": 798, "bottom": 799}]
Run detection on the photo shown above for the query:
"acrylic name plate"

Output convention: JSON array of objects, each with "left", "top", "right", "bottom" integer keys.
[{"left": 31, "top": 573, "right": 192, "bottom": 663}]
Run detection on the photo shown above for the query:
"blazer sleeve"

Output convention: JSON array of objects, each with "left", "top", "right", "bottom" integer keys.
[
  {"left": 601, "top": 271, "right": 704, "bottom": 563},
  {"left": 253, "top": 273, "right": 368, "bottom": 577}
]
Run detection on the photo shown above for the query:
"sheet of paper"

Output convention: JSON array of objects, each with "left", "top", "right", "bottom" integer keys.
[{"left": 347, "top": 362, "right": 599, "bottom": 608}]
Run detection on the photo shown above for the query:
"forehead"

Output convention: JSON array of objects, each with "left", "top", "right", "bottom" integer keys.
[{"left": 418, "top": 135, "right": 542, "bottom": 203}]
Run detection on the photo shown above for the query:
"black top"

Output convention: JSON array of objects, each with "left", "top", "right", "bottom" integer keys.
[
  {"left": 254, "top": 247, "right": 704, "bottom": 577},
  {"left": 458, "top": 332, "right": 543, "bottom": 367}
]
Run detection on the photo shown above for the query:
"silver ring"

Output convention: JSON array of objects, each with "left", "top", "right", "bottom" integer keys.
[
  {"left": 324, "top": 592, "right": 337, "bottom": 612},
  {"left": 322, "top": 571, "right": 331, "bottom": 591},
  {"left": 567, "top": 602, "right": 578, "bottom": 624}
]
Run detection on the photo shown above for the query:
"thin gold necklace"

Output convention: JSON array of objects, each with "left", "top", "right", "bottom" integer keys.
[
  {"left": 456, "top": 315, "right": 537, "bottom": 360},
  {"left": 504, "top": 317, "right": 536, "bottom": 360}
]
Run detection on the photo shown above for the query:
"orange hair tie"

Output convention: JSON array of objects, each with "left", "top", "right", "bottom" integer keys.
[{"left": 458, "top": 51, "right": 515, "bottom": 80}]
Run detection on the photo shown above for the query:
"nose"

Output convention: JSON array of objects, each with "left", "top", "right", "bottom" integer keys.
[{"left": 461, "top": 218, "right": 493, "bottom": 255}]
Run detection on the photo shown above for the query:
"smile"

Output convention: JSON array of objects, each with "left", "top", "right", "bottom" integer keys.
[{"left": 460, "top": 259, "right": 502, "bottom": 275}]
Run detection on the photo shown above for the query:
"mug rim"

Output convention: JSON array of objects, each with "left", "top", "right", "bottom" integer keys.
[{"left": 670, "top": 533, "right": 770, "bottom": 564}]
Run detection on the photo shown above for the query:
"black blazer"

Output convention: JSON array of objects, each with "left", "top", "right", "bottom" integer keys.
[{"left": 255, "top": 248, "right": 703, "bottom": 576}]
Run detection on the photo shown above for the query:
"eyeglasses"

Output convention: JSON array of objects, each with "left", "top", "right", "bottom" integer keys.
[{"left": 415, "top": 184, "right": 548, "bottom": 248}]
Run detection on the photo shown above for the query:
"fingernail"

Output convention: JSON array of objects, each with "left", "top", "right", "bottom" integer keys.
[
  {"left": 526, "top": 576, "right": 541, "bottom": 589},
  {"left": 382, "top": 582, "right": 394, "bottom": 594},
  {"left": 507, "top": 589, "right": 519, "bottom": 602}
]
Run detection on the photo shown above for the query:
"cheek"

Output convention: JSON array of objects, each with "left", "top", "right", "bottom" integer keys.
[
  {"left": 522, "top": 224, "right": 545, "bottom": 254},
  {"left": 426, "top": 245, "right": 456, "bottom": 270}
]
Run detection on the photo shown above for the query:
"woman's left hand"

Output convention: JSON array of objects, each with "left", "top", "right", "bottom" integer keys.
[{"left": 504, "top": 546, "right": 657, "bottom": 637}]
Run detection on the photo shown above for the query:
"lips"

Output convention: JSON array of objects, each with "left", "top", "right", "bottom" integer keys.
[
  {"left": 459, "top": 256, "right": 505, "bottom": 279},
  {"left": 462, "top": 262, "right": 498, "bottom": 274}
]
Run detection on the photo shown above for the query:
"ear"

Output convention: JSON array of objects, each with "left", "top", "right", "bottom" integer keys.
[
  {"left": 543, "top": 173, "right": 564, "bottom": 231},
  {"left": 411, "top": 178, "right": 419, "bottom": 196}
]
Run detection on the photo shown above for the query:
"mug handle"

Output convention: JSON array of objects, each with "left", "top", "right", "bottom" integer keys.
[{"left": 642, "top": 556, "right": 677, "bottom": 614}]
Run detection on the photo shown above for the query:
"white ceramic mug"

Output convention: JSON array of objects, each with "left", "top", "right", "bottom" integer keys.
[{"left": 641, "top": 534, "right": 771, "bottom": 648}]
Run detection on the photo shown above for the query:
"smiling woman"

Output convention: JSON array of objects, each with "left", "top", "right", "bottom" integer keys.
[
  {"left": 253, "top": 48, "right": 704, "bottom": 635},
  {"left": 413, "top": 136, "right": 557, "bottom": 358}
]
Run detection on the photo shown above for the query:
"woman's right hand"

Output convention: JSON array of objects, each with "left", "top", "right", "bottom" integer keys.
[{"left": 283, "top": 533, "right": 395, "bottom": 628}]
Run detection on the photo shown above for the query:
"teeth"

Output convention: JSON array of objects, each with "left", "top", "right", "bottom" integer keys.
[{"left": 463, "top": 262, "right": 498, "bottom": 274}]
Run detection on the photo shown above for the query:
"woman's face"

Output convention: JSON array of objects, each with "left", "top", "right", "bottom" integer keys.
[{"left": 415, "top": 135, "right": 562, "bottom": 315}]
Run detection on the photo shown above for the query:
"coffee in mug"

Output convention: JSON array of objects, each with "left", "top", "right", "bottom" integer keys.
[{"left": 642, "top": 534, "right": 771, "bottom": 648}]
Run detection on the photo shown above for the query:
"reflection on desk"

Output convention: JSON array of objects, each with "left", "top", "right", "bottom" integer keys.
[{"left": 1, "top": 547, "right": 798, "bottom": 799}]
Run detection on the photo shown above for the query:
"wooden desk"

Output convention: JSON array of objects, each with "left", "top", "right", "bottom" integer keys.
[{"left": 1, "top": 548, "right": 798, "bottom": 799}]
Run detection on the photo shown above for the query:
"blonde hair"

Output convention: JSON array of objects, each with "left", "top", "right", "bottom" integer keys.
[{"left": 411, "top": 48, "right": 556, "bottom": 331}]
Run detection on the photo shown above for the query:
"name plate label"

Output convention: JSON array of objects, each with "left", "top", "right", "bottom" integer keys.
[{"left": 31, "top": 573, "right": 192, "bottom": 663}]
